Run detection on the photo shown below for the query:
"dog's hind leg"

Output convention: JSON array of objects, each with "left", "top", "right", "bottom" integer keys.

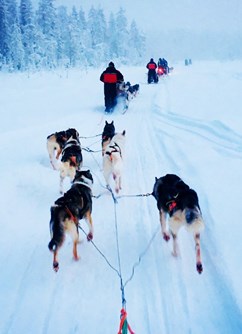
[
  {"left": 59, "top": 163, "right": 68, "bottom": 194},
  {"left": 169, "top": 213, "right": 183, "bottom": 257},
  {"left": 159, "top": 209, "right": 170, "bottom": 241},
  {"left": 194, "top": 233, "right": 203, "bottom": 274},
  {"left": 114, "top": 174, "right": 121, "bottom": 193},
  {"left": 85, "top": 210, "right": 93, "bottom": 241},
  {"left": 170, "top": 231, "right": 179, "bottom": 257},
  {"left": 67, "top": 221, "right": 80, "bottom": 261},
  {"left": 53, "top": 251, "right": 59, "bottom": 272}
]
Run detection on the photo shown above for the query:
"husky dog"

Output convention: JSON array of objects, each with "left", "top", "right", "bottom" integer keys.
[
  {"left": 103, "top": 130, "right": 126, "bottom": 193},
  {"left": 47, "top": 128, "right": 79, "bottom": 170},
  {"left": 152, "top": 174, "right": 205, "bottom": 274},
  {"left": 125, "top": 82, "right": 140, "bottom": 98},
  {"left": 48, "top": 170, "right": 94, "bottom": 272},
  {"left": 117, "top": 82, "right": 139, "bottom": 110},
  {"left": 59, "top": 132, "right": 82, "bottom": 194},
  {"left": 101, "top": 121, "right": 115, "bottom": 156}
]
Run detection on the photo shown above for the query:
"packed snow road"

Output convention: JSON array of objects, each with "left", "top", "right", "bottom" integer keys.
[{"left": 0, "top": 62, "right": 242, "bottom": 333}]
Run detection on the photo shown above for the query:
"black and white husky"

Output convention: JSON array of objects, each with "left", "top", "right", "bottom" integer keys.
[
  {"left": 48, "top": 170, "right": 94, "bottom": 272},
  {"left": 103, "top": 130, "right": 126, "bottom": 193},
  {"left": 46, "top": 128, "right": 79, "bottom": 170},
  {"left": 152, "top": 174, "right": 205, "bottom": 274},
  {"left": 117, "top": 81, "right": 139, "bottom": 110},
  {"left": 59, "top": 132, "right": 83, "bottom": 194}
]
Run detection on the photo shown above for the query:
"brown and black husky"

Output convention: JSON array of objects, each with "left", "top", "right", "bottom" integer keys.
[
  {"left": 48, "top": 170, "right": 94, "bottom": 272},
  {"left": 152, "top": 174, "right": 205, "bottom": 274}
]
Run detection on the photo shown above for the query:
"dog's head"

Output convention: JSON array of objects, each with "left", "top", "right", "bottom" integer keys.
[
  {"left": 152, "top": 175, "right": 182, "bottom": 201},
  {"left": 73, "top": 169, "right": 93, "bottom": 185},
  {"left": 65, "top": 128, "right": 80, "bottom": 141},
  {"left": 102, "top": 121, "right": 115, "bottom": 138},
  {"left": 133, "top": 84, "right": 139, "bottom": 91}
]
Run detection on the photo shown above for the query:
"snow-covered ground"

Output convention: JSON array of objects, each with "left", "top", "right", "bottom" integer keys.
[{"left": 1, "top": 61, "right": 242, "bottom": 334}]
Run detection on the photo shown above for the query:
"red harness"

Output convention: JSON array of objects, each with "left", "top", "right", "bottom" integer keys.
[{"left": 168, "top": 200, "right": 177, "bottom": 213}]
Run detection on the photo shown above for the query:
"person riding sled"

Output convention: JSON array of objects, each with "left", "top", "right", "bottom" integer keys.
[
  {"left": 100, "top": 62, "right": 124, "bottom": 113},
  {"left": 157, "top": 57, "right": 169, "bottom": 75},
  {"left": 146, "top": 58, "right": 158, "bottom": 84}
]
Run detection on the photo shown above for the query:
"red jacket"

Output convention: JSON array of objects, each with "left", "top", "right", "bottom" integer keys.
[
  {"left": 100, "top": 66, "right": 124, "bottom": 84},
  {"left": 146, "top": 61, "right": 157, "bottom": 70}
]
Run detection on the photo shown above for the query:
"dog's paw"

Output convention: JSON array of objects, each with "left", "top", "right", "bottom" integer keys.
[
  {"left": 172, "top": 251, "right": 178, "bottom": 257},
  {"left": 196, "top": 262, "right": 203, "bottom": 274},
  {"left": 163, "top": 233, "right": 170, "bottom": 242},
  {"left": 87, "top": 232, "right": 93, "bottom": 241},
  {"left": 53, "top": 261, "right": 59, "bottom": 272}
]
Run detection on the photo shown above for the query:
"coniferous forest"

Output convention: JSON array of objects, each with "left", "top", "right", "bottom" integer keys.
[{"left": 0, "top": 0, "right": 146, "bottom": 72}]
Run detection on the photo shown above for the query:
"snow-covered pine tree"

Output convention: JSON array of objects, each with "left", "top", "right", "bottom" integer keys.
[
  {"left": 19, "top": 0, "right": 38, "bottom": 70},
  {"left": 128, "top": 20, "right": 146, "bottom": 65},
  {"left": 36, "top": 0, "right": 58, "bottom": 68},
  {"left": 115, "top": 7, "right": 129, "bottom": 63},
  {"left": 0, "top": 0, "right": 8, "bottom": 68},
  {"left": 106, "top": 12, "right": 118, "bottom": 61}
]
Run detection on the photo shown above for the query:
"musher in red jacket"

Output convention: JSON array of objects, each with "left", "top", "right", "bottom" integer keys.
[
  {"left": 100, "top": 62, "right": 124, "bottom": 113},
  {"left": 146, "top": 58, "right": 158, "bottom": 84}
]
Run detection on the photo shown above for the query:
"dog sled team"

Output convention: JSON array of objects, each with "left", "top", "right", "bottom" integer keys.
[
  {"left": 100, "top": 61, "right": 140, "bottom": 113},
  {"left": 46, "top": 119, "right": 205, "bottom": 275},
  {"left": 99, "top": 58, "right": 173, "bottom": 114}
]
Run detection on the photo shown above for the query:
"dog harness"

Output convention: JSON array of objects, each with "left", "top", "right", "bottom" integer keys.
[
  {"left": 168, "top": 201, "right": 177, "bottom": 212},
  {"left": 166, "top": 194, "right": 179, "bottom": 216},
  {"left": 106, "top": 142, "right": 122, "bottom": 159}
]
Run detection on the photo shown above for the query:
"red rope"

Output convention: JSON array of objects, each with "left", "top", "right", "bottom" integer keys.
[
  {"left": 117, "top": 308, "right": 135, "bottom": 334},
  {"left": 65, "top": 206, "right": 78, "bottom": 223}
]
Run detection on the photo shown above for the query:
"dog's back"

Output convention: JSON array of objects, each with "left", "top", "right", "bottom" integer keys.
[
  {"left": 47, "top": 128, "right": 79, "bottom": 169},
  {"left": 59, "top": 137, "right": 83, "bottom": 193},
  {"left": 61, "top": 138, "right": 83, "bottom": 167},
  {"left": 103, "top": 130, "right": 126, "bottom": 193}
]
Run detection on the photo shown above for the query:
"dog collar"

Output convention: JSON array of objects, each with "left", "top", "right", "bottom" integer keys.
[
  {"left": 63, "top": 140, "right": 80, "bottom": 151},
  {"left": 73, "top": 180, "right": 92, "bottom": 190}
]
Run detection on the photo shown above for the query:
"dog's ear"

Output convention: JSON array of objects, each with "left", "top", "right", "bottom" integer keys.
[
  {"left": 155, "top": 177, "right": 158, "bottom": 181},
  {"left": 105, "top": 121, "right": 108, "bottom": 124},
  {"left": 111, "top": 121, "right": 114, "bottom": 124},
  {"left": 122, "top": 130, "right": 126, "bottom": 136}
]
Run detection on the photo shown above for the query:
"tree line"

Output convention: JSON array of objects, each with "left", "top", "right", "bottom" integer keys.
[{"left": 0, "top": 0, "right": 146, "bottom": 72}]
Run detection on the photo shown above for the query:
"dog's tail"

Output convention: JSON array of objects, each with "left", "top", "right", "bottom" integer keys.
[{"left": 48, "top": 206, "right": 65, "bottom": 252}]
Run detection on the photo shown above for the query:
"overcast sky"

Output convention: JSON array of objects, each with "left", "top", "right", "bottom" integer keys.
[{"left": 53, "top": 0, "right": 242, "bottom": 33}]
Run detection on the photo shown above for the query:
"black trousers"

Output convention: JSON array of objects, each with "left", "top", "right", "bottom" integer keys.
[{"left": 104, "top": 83, "right": 117, "bottom": 110}]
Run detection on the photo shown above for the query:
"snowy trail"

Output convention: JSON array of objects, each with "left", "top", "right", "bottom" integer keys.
[
  {"left": 1, "top": 63, "right": 242, "bottom": 334},
  {"left": 140, "top": 76, "right": 242, "bottom": 333}
]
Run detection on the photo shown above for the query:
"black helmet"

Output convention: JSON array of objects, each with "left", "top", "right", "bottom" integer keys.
[
  {"left": 150, "top": 58, "right": 154, "bottom": 62},
  {"left": 109, "top": 61, "right": 115, "bottom": 67}
]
